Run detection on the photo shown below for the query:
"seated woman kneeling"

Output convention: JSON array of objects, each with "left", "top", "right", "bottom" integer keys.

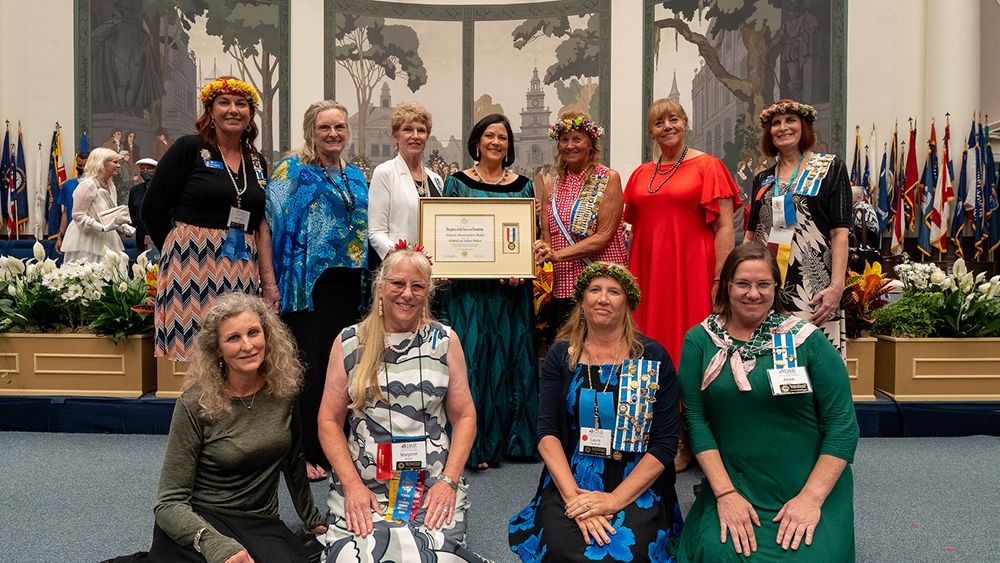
[
  {"left": 317, "top": 242, "right": 488, "bottom": 562},
  {"left": 675, "top": 243, "right": 859, "bottom": 561},
  {"left": 509, "top": 262, "right": 683, "bottom": 562},
  {"left": 150, "top": 293, "right": 326, "bottom": 562}
]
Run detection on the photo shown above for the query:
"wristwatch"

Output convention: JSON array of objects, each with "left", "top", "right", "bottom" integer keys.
[{"left": 438, "top": 474, "right": 466, "bottom": 492}]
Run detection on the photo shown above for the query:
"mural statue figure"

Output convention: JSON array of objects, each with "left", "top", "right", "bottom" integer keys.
[
  {"left": 90, "top": 0, "right": 165, "bottom": 116},
  {"left": 770, "top": 0, "right": 819, "bottom": 102}
]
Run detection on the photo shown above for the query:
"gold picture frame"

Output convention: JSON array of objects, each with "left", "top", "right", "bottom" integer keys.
[{"left": 418, "top": 197, "right": 536, "bottom": 279}]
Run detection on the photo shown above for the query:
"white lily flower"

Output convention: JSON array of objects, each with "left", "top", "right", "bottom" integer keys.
[
  {"left": 952, "top": 258, "right": 967, "bottom": 277},
  {"left": 32, "top": 241, "right": 45, "bottom": 262}
]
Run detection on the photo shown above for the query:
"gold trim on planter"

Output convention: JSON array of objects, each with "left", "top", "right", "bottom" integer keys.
[
  {"left": 0, "top": 333, "right": 155, "bottom": 398},
  {"left": 156, "top": 357, "right": 190, "bottom": 398},
  {"left": 874, "top": 336, "right": 1000, "bottom": 401},
  {"left": 845, "top": 337, "right": 876, "bottom": 402}
]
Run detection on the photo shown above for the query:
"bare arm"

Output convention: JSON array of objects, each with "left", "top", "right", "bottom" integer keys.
[
  {"left": 317, "top": 335, "right": 382, "bottom": 537},
  {"left": 551, "top": 169, "right": 624, "bottom": 262},
  {"left": 255, "top": 220, "right": 279, "bottom": 311},
  {"left": 809, "top": 227, "right": 849, "bottom": 323}
]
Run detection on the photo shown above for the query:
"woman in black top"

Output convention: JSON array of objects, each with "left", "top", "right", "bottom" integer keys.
[{"left": 142, "top": 76, "right": 269, "bottom": 361}]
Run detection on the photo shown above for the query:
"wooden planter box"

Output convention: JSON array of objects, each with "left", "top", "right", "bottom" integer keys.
[
  {"left": 874, "top": 336, "right": 1000, "bottom": 401},
  {"left": 845, "top": 337, "right": 876, "bottom": 402},
  {"left": 156, "top": 358, "right": 189, "bottom": 398},
  {"left": 0, "top": 333, "right": 155, "bottom": 398}
]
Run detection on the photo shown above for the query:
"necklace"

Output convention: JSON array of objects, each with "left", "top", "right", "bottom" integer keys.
[
  {"left": 472, "top": 163, "right": 507, "bottom": 185},
  {"left": 646, "top": 145, "right": 689, "bottom": 193},
  {"left": 385, "top": 330, "right": 419, "bottom": 354},
  {"left": 585, "top": 339, "right": 623, "bottom": 369},
  {"left": 236, "top": 390, "right": 257, "bottom": 410},
  {"left": 777, "top": 152, "right": 807, "bottom": 195},
  {"left": 221, "top": 147, "right": 248, "bottom": 207},
  {"left": 320, "top": 162, "right": 356, "bottom": 217}
]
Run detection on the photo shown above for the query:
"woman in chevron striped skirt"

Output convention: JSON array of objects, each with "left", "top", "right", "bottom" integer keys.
[{"left": 142, "top": 77, "right": 269, "bottom": 361}]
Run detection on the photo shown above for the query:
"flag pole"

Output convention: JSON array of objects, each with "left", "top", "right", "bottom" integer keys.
[{"left": 35, "top": 142, "right": 43, "bottom": 240}]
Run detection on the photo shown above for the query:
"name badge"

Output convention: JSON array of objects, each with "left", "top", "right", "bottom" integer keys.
[
  {"left": 391, "top": 436, "right": 428, "bottom": 471},
  {"left": 579, "top": 427, "right": 613, "bottom": 457},
  {"left": 228, "top": 207, "right": 250, "bottom": 230},
  {"left": 767, "top": 366, "right": 813, "bottom": 395},
  {"left": 204, "top": 159, "right": 225, "bottom": 170},
  {"left": 768, "top": 224, "right": 794, "bottom": 246}
]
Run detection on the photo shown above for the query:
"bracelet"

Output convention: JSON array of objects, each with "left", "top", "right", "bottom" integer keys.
[
  {"left": 192, "top": 527, "right": 207, "bottom": 553},
  {"left": 715, "top": 489, "right": 738, "bottom": 500},
  {"left": 438, "top": 474, "right": 465, "bottom": 492}
]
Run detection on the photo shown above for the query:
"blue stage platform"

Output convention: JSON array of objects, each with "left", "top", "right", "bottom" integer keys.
[{"left": 2, "top": 392, "right": 998, "bottom": 437}]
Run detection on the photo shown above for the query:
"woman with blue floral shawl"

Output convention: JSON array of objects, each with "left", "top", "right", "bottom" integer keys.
[
  {"left": 259, "top": 100, "right": 368, "bottom": 480},
  {"left": 509, "top": 262, "right": 682, "bottom": 562}
]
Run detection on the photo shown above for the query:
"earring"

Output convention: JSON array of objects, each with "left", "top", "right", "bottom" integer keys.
[
  {"left": 210, "top": 120, "right": 216, "bottom": 129},
  {"left": 475, "top": 147, "right": 481, "bottom": 160},
  {"left": 218, "top": 357, "right": 224, "bottom": 372},
  {"left": 246, "top": 124, "right": 252, "bottom": 131},
  {"left": 377, "top": 300, "right": 383, "bottom": 317}
]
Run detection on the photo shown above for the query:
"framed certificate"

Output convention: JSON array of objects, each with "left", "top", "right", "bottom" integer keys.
[{"left": 418, "top": 197, "right": 536, "bottom": 279}]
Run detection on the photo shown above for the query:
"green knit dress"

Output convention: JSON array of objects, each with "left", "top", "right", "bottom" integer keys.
[{"left": 675, "top": 324, "right": 859, "bottom": 562}]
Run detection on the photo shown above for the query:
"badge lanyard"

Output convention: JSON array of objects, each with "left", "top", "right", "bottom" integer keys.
[
  {"left": 220, "top": 150, "right": 250, "bottom": 260},
  {"left": 767, "top": 153, "right": 806, "bottom": 285},
  {"left": 578, "top": 364, "right": 617, "bottom": 458},
  {"left": 767, "top": 330, "right": 813, "bottom": 396}
]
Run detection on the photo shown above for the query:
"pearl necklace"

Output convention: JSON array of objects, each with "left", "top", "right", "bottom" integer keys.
[
  {"left": 646, "top": 145, "right": 688, "bottom": 194},
  {"left": 385, "top": 329, "right": 420, "bottom": 354},
  {"left": 221, "top": 147, "right": 248, "bottom": 207}
]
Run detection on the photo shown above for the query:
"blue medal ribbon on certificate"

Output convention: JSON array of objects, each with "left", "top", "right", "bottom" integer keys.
[{"left": 222, "top": 227, "right": 248, "bottom": 260}]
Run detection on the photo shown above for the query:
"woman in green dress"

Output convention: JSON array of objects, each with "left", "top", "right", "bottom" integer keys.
[
  {"left": 441, "top": 114, "right": 538, "bottom": 468},
  {"left": 676, "top": 243, "right": 859, "bottom": 561}
]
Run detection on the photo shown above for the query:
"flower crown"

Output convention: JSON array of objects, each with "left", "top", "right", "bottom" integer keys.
[
  {"left": 199, "top": 78, "right": 261, "bottom": 109},
  {"left": 759, "top": 100, "right": 817, "bottom": 128},
  {"left": 392, "top": 239, "right": 433, "bottom": 265},
  {"left": 573, "top": 262, "right": 641, "bottom": 311},
  {"left": 548, "top": 116, "right": 604, "bottom": 140}
]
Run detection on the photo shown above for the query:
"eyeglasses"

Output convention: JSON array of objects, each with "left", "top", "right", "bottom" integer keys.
[
  {"left": 315, "top": 124, "right": 349, "bottom": 134},
  {"left": 384, "top": 278, "right": 429, "bottom": 296},
  {"left": 730, "top": 280, "right": 776, "bottom": 292}
]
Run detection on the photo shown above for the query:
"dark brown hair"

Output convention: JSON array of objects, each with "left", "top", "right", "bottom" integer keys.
[
  {"left": 760, "top": 99, "right": 816, "bottom": 157},
  {"left": 195, "top": 75, "right": 261, "bottom": 159},
  {"left": 713, "top": 242, "right": 788, "bottom": 318}
]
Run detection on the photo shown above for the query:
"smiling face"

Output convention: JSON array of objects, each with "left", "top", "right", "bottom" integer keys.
[
  {"left": 312, "top": 108, "right": 350, "bottom": 165},
  {"left": 379, "top": 259, "right": 430, "bottom": 332},
  {"left": 558, "top": 130, "right": 593, "bottom": 172},
  {"left": 211, "top": 93, "right": 252, "bottom": 136},
  {"left": 769, "top": 113, "right": 803, "bottom": 155},
  {"left": 394, "top": 120, "right": 429, "bottom": 160},
  {"left": 477, "top": 123, "right": 509, "bottom": 165},
  {"left": 218, "top": 310, "right": 266, "bottom": 379},
  {"left": 102, "top": 156, "right": 121, "bottom": 180},
  {"left": 650, "top": 113, "right": 687, "bottom": 153},
  {"left": 728, "top": 259, "right": 777, "bottom": 329},
  {"left": 582, "top": 276, "right": 627, "bottom": 331}
]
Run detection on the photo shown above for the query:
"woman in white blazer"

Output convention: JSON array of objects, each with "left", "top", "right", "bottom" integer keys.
[{"left": 368, "top": 102, "right": 444, "bottom": 260}]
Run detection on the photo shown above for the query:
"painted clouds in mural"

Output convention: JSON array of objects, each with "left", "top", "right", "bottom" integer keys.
[{"left": 86, "top": 0, "right": 285, "bottom": 201}]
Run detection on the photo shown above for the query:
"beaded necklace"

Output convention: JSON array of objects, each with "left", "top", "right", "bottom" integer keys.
[
  {"left": 646, "top": 145, "right": 689, "bottom": 194},
  {"left": 221, "top": 147, "right": 248, "bottom": 207},
  {"left": 472, "top": 163, "right": 508, "bottom": 185},
  {"left": 320, "top": 162, "right": 356, "bottom": 218}
]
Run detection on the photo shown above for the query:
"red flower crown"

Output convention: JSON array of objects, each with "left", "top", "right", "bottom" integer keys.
[{"left": 392, "top": 239, "right": 433, "bottom": 265}]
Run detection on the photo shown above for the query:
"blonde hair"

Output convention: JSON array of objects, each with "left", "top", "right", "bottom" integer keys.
[
  {"left": 553, "top": 110, "right": 602, "bottom": 176},
  {"left": 299, "top": 100, "right": 350, "bottom": 166},
  {"left": 390, "top": 102, "right": 433, "bottom": 137},
  {"left": 83, "top": 147, "right": 120, "bottom": 186},
  {"left": 647, "top": 98, "right": 689, "bottom": 160},
  {"left": 183, "top": 293, "right": 303, "bottom": 420},
  {"left": 555, "top": 279, "right": 644, "bottom": 369},
  {"left": 349, "top": 249, "right": 436, "bottom": 410}
]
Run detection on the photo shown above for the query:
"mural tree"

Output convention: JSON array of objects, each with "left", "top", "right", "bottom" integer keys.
[
  {"left": 654, "top": 0, "right": 783, "bottom": 159},
  {"left": 512, "top": 16, "right": 600, "bottom": 119},
  {"left": 204, "top": 0, "right": 283, "bottom": 157},
  {"left": 334, "top": 13, "right": 427, "bottom": 158},
  {"left": 473, "top": 94, "right": 505, "bottom": 123}
]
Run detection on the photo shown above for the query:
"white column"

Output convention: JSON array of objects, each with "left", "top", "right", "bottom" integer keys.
[{"left": 924, "top": 0, "right": 980, "bottom": 135}]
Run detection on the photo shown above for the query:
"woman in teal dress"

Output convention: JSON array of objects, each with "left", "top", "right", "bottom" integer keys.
[
  {"left": 441, "top": 114, "right": 538, "bottom": 468},
  {"left": 676, "top": 243, "right": 859, "bottom": 561}
]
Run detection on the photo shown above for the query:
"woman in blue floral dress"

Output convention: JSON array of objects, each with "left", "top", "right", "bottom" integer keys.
[
  {"left": 260, "top": 100, "right": 368, "bottom": 480},
  {"left": 509, "top": 262, "right": 683, "bottom": 562}
]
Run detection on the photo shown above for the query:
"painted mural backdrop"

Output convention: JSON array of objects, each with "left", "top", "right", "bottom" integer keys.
[
  {"left": 327, "top": 1, "right": 610, "bottom": 179},
  {"left": 646, "top": 0, "right": 845, "bottom": 235},
  {"left": 79, "top": 0, "right": 288, "bottom": 201}
]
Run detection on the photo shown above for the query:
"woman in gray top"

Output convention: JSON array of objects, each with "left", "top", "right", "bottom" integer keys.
[{"left": 149, "top": 293, "right": 327, "bottom": 563}]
